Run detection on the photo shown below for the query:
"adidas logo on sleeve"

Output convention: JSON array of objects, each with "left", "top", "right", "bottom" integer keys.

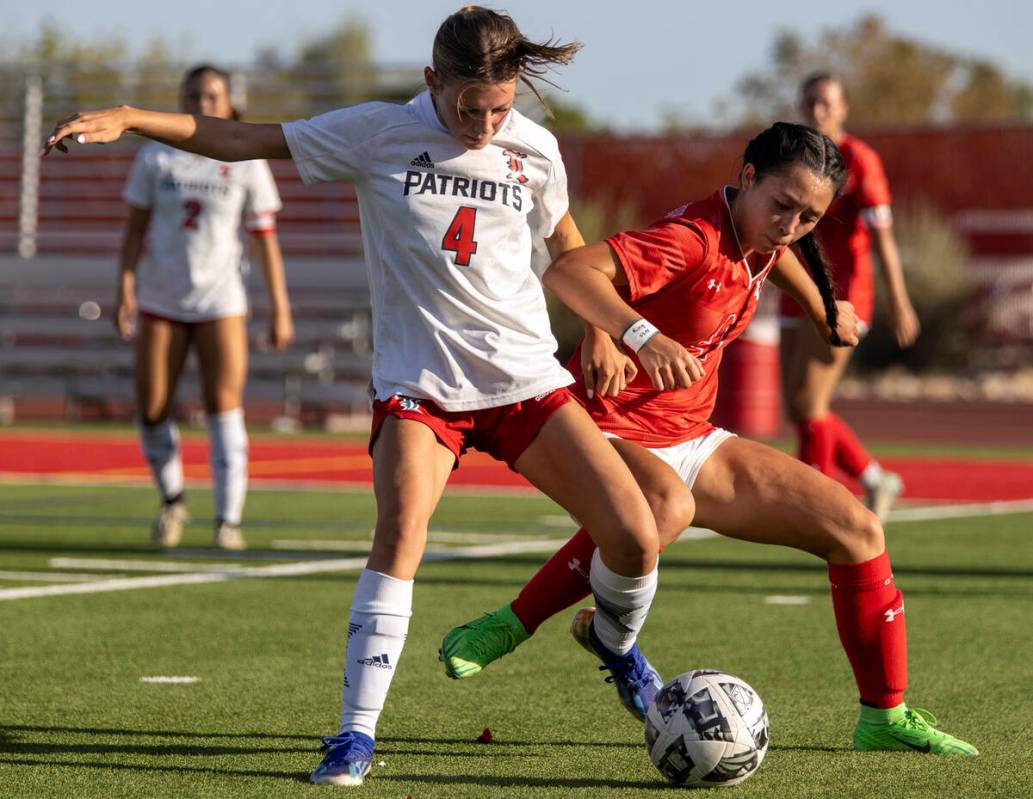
[{"left": 409, "top": 151, "right": 435, "bottom": 169}]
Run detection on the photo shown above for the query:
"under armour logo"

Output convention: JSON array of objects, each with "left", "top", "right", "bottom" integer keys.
[
  {"left": 568, "top": 558, "right": 588, "bottom": 579},
  {"left": 707, "top": 279, "right": 722, "bottom": 293},
  {"left": 884, "top": 605, "right": 905, "bottom": 623}
]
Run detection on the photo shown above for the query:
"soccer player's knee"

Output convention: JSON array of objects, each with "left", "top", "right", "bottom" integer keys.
[
  {"left": 650, "top": 486, "right": 695, "bottom": 547},
  {"left": 853, "top": 506, "right": 885, "bottom": 557},
  {"left": 374, "top": 514, "right": 429, "bottom": 552}
]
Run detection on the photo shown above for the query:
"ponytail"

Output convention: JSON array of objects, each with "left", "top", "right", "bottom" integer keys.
[{"left": 432, "top": 6, "right": 582, "bottom": 114}]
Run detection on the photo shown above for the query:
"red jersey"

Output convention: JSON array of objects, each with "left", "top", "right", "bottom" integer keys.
[
  {"left": 780, "top": 133, "right": 891, "bottom": 324},
  {"left": 569, "top": 188, "right": 784, "bottom": 447}
]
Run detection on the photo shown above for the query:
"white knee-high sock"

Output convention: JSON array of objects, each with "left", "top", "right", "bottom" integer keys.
[
  {"left": 340, "top": 569, "right": 413, "bottom": 739},
  {"left": 206, "top": 408, "right": 248, "bottom": 525},
  {"left": 137, "top": 418, "right": 184, "bottom": 502},
  {"left": 589, "top": 548, "right": 658, "bottom": 655}
]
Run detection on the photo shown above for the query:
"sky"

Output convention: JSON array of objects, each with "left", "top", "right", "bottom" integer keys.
[{"left": 3, "top": 0, "right": 1031, "bottom": 132}]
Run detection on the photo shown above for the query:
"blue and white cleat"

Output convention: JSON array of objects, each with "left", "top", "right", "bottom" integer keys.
[
  {"left": 310, "top": 731, "right": 375, "bottom": 786},
  {"left": 571, "top": 606, "right": 663, "bottom": 722}
]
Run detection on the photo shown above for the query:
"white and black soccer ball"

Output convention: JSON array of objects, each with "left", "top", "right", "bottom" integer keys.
[{"left": 644, "top": 669, "right": 769, "bottom": 788}]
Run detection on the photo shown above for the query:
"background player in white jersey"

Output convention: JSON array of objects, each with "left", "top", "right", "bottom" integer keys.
[
  {"left": 46, "top": 8, "right": 690, "bottom": 787},
  {"left": 115, "top": 65, "right": 293, "bottom": 550}
]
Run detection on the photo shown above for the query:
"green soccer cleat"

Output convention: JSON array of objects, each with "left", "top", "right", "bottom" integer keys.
[
  {"left": 439, "top": 604, "right": 529, "bottom": 679},
  {"left": 853, "top": 704, "right": 978, "bottom": 756}
]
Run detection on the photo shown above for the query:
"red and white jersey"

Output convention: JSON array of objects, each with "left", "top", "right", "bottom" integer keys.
[
  {"left": 571, "top": 188, "right": 784, "bottom": 447},
  {"left": 780, "top": 133, "right": 891, "bottom": 323},
  {"left": 282, "top": 91, "right": 572, "bottom": 411},
  {"left": 123, "top": 143, "right": 281, "bottom": 322}
]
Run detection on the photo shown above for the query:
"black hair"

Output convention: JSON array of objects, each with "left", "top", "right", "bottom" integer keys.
[
  {"left": 742, "top": 122, "right": 848, "bottom": 344},
  {"left": 432, "top": 6, "right": 581, "bottom": 112},
  {"left": 181, "top": 64, "right": 241, "bottom": 120}
]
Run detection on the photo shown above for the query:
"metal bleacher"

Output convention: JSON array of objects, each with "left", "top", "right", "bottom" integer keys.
[{"left": 0, "top": 63, "right": 413, "bottom": 424}]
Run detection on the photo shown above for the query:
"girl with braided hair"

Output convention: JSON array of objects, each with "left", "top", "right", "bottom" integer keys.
[{"left": 442, "top": 122, "right": 977, "bottom": 758}]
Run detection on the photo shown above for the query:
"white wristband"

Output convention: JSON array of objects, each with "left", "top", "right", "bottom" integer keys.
[{"left": 621, "top": 318, "right": 660, "bottom": 352}]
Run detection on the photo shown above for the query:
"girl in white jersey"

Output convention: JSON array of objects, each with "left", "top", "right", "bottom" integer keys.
[
  {"left": 115, "top": 65, "right": 293, "bottom": 551},
  {"left": 46, "top": 8, "right": 686, "bottom": 787}
]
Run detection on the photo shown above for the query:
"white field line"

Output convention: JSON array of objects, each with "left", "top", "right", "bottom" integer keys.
[
  {"left": 139, "top": 676, "right": 200, "bottom": 684},
  {"left": 50, "top": 558, "right": 247, "bottom": 573},
  {"left": 764, "top": 595, "right": 811, "bottom": 605},
  {"left": 0, "top": 539, "right": 566, "bottom": 603},
  {"left": 272, "top": 530, "right": 564, "bottom": 549},
  {"left": 0, "top": 570, "right": 106, "bottom": 583},
  {"left": 886, "top": 498, "right": 1033, "bottom": 522}
]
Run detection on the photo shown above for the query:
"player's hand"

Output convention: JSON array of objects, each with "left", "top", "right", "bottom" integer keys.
[
  {"left": 636, "top": 333, "right": 704, "bottom": 391},
  {"left": 43, "top": 106, "right": 133, "bottom": 155},
  {"left": 267, "top": 310, "right": 294, "bottom": 352},
  {"left": 581, "top": 329, "right": 637, "bottom": 399},
  {"left": 113, "top": 293, "right": 137, "bottom": 341},
  {"left": 825, "top": 300, "right": 860, "bottom": 347},
  {"left": 889, "top": 299, "right": 921, "bottom": 348}
]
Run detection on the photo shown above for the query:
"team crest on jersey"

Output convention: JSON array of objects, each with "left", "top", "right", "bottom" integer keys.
[
  {"left": 502, "top": 149, "right": 529, "bottom": 184},
  {"left": 219, "top": 165, "right": 232, "bottom": 179},
  {"left": 396, "top": 395, "right": 422, "bottom": 413}
]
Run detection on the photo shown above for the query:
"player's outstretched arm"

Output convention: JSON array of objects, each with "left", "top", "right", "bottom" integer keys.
[{"left": 43, "top": 106, "right": 290, "bottom": 161}]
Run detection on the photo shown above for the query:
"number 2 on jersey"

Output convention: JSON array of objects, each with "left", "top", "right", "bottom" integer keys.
[
  {"left": 442, "top": 206, "right": 479, "bottom": 266},
  {"left": 182, "top": 199, "right": 203, "bottom": 230}
]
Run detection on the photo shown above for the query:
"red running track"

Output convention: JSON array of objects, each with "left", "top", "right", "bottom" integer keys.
[{"left": 1, "top": 430, "right": 1032, "bottom": 502}]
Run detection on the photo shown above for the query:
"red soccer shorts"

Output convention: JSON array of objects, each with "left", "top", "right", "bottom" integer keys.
[{"left": 370, "top": 387, "right": 575, "bottom": 469}]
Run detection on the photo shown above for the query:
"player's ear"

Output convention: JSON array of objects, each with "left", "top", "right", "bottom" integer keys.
[
  {"left": 740, "top": 162, "right": 756, "bottom": 192},
  {"left": 424, "top": 67, "right": 439, "bottom": 94}
]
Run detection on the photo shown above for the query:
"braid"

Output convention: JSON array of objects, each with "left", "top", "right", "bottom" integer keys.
[
  {"left": 742, "top": 122, "right": 848, "bottom": 345},
  {"left": 795, "top": 233, "right": 844, "bottom": 346}
]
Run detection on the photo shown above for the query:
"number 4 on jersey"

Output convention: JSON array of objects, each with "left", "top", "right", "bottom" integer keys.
[{"left": 442, "top": 206, "right": 479, "bottom": 266}]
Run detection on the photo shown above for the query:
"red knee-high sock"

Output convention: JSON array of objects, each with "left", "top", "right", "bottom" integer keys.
[
  {"left": 827, "top": 551, "right": 908, "bottom": 708},
  {"left": 797, "top": 417, "right": 835, "bottom": 474},
  {"left": 828, "top": 413, "right": 872, "bottom": 479},
  {"left": 511, "top": 527, "right": 595, "bottom": 634}
]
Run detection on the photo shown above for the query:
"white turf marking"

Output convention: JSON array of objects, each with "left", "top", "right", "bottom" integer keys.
[
  {"left": 139, "top": 676, "right": 200, "bottom": 684},
  {"left": 271, "top": 531, "right": 563, "bottom": 550},
  {"left": 886, "top": 498, "right": 1033, "bottom": 522},
  {"left": 0, "top": 539, "right": 566, "bottom": 603},
  {"left": 677, "top": 527, "right": 721, "bottom": 541},
  {"left": 0, "top": 570, "right": 106, "bottom": 583},
  {"left": 764, "top": 595, "right": 811, "bottom": 605},
  {"left": 50, "top": 558, "right": 246, "bottom": 573},
  {"left": 539, "top": 515, "right": 577, "bottom": 528}
]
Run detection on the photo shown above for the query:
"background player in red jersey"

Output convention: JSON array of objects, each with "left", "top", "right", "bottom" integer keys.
[
  {"left": 779, "top": 73, "right": 921, "bottom": 519},
  {"left": 442, "top": 122, "right": 977, "bottom": 756},
  {"left": 117, "top": 65, "right": 292, "bottom": 551}
]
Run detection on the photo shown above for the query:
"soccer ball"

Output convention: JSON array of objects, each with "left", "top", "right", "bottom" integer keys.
[{"left": 644, "top": 669, "right": 769, "bottom": 787}]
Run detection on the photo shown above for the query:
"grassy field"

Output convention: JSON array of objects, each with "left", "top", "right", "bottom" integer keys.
[{"left": 1, "top": 481, "right": 1032, "bottom": 798}]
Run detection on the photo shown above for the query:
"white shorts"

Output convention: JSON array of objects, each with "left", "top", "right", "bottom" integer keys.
[{"left": 605, "top": 427, "right": 736, "bottom": 488}]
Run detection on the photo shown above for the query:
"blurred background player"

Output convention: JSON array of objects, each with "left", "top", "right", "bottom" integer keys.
[
  {"left": 46, "top": 8, "right": 675, "bottom": 787},
  {"left": 779, "top": 73, "right": 920, "bottom": 519},
  {"left": 116, "top": 64, "right": 293, "bottom": 550},
  {"left": 442, "top": 123, "right": 977, "bottom": 757}
]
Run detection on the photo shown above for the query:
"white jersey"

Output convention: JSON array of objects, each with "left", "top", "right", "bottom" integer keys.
[
  {"left": 282, "top": 91, "right": 574, "bottom": 411},
  {"left": 122, "top": 142, "right": 281, "bottom": 322}
]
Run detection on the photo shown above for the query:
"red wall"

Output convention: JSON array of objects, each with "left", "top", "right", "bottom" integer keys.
[{"left": 561, "top": 123, "right": 1033, "bottom": 256}]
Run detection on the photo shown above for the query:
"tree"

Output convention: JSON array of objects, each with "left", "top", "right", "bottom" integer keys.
[{"left": 730, "top": 14, "right": 1033, "bottom": 126}]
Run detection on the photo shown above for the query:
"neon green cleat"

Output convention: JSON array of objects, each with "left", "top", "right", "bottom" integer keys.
[
  {"left": 439, "top": 604, "right": 529, "bottom": 679},
  {"left": 853, "top": 704, "right": 978, "bottom": 756}
]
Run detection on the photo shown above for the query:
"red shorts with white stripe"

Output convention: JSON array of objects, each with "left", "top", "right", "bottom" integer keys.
[{"left": 369, "top": 387, "right": 575, "bottom": 469}]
